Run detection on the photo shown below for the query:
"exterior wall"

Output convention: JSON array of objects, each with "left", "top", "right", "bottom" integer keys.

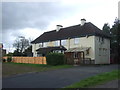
[
  {"left": 32, "top": 36, "right": 110, "bottom": 64},
  {"left": 94, "top": 36, "right": 110, "bottom": 64},
  {"left": 32, "top": 44, "right": 40, "bottom": 57},
  {"left": 68, "top": 36, "right": 95, "bottom": 60},
  {"left": 47, "top": 41, "right": 54, "bottom": 47},
  {"left": 32, "top": 41, "right": 55, "bottom": 57},
  {"left": 0, "top": 43, "right": 6, "bottom": 57},
  {"left": 32, "top": 36, "right": 96, "bottom": 60},
  {"left": 0, "top": 44, "right": 2, "bottom": 59}
]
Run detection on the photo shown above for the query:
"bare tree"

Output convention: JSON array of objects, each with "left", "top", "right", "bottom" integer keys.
[{"left": 13, "top": 36, "right": 30, "bottom": 53}]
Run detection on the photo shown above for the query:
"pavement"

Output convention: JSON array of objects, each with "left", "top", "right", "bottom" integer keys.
[{"left": 2, "top": 64, "right": 119, "bottom": 88}]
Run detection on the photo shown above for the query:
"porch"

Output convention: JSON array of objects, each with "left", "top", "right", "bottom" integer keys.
[{"left": 65, "top": 47, "right": 94, "bottom": 65}]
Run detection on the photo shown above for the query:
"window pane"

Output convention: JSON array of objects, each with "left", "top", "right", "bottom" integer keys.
[
  {"left": 43, "top": 42, "right": 47, "bottom": 47},
  {"left": 61, "top": 40, "right": 66, "bottom": 46},
  {"left": 39, "top": 43, "right": 42, "bottom": 47},
  {"left": 55, "top": 40, "right": 60, "bottom": 46},
  {"left": 74, "top": 38, "right": 79, "bottom": 44}
]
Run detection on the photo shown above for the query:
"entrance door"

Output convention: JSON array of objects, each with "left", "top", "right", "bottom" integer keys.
[{"left": 73, "top": 52, "right": 80, "bottom": 65}]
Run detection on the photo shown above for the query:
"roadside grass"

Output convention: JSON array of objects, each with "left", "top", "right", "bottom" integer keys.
[
  {"left": 2, "top": 62, "right": 73, "bottom": 77},
  {"left": 64, "top": 70, "right": 120, "bottom": 88}
]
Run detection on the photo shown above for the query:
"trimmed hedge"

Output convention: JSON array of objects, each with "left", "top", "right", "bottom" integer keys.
[{"left": 46, "top": 53, "right": 66, "bottom": 66}]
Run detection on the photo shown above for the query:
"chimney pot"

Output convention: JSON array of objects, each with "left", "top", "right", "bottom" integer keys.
[
  {"left": 56, "top": 25, "right": 63, "bottom": 31},
  {"left": 81, "top": 18, "right": 86, "bottom": 26}
]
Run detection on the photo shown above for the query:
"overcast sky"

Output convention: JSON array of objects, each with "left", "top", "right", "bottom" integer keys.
[{"left": 1, "top": 0, "right": 119, "bottom": 53}]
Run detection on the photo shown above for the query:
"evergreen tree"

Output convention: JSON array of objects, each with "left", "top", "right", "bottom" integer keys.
[
  {"left": 110, "top": 18, "right": 120, "bottom": 63},
  {"left": 102, "top": 23, "right": 110, "bottom": 34}
]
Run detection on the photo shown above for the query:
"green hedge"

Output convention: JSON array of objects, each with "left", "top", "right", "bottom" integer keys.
[
  {"left": 2, "top": 59, "right": 6, "bottom": 62},
  {"left": 46, "top": 53, "right": 66, "bottom": 66},
  {"left": 7, "top": 57, "right": 12, "bottom": 62}
]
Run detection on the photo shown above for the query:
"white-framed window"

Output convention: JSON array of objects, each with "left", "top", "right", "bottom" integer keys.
[
  {"left": 61, "top": 40, "right": 66, "bottom": 46},
  {"left": 99, "top": 37, "right": 104, "bottom": 44},
  {"left": 43, "top": 42, "right": 47, "bottom": 47},
  {"left": 55, "top": 40, "right": 60, "bottom": 46},
  {"left": 39, "top": 43, "right": 42, "bottom": 47},
  {"left": 53, "top": 50, "right": 62, "bottom": 53},
  {"left": 74, "top": 38, "right": 79, "bottom": 44},
  {"left": 99, "top": 48, "right": 101, "bottom": 56}
]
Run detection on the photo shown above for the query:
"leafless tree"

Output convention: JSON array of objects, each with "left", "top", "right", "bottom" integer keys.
[{"left": 13, "top": 36, "right": 30, "bottom": 53}]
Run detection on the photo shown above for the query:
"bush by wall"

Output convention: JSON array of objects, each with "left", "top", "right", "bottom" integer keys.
[
  {"left": 7, "top": 57, "right": 12, "bottom": 62},
  {"left": 2, "top": 59, "right": 6, "bottom": 62},
  {"left": 46, "top": 53, "right": 66, "bottom": 66}
]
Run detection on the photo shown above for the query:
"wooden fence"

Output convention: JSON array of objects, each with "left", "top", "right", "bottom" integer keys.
[{"left": 3, "top": 57, "right": 47, "bottom": 64}]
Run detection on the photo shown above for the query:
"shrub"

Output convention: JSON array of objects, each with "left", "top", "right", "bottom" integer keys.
[
  {"left": 7, "top": 57, "right": 12, "bottom": 62},
  {"left": 46, "top": 53, "right": 66, "bottom": 66},
  {"left": 2, "top": 59, "right": 6, "bottom": 62}
]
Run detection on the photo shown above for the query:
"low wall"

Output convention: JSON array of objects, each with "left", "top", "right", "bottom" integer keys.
[{"left": 3, "top": 57, "right": 47, "bottom": 64}]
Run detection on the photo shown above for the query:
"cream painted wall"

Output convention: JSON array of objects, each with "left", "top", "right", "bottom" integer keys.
[
  {"left": 32, "top": 36, "right": 95, "bottom": 59},
  {"left": 65, "top": 36, "right": 95, "bottom": 60},
  {"left": 32, "top": 41, "right": 55, "bottom": 57},
  {"left": 47, "top": 41, "right": 54, "bottom": 47},
  {"left": 32, "top": 36, "right": 110, "bottom": 64},
  {"left": 94, "top": 36, "right": 110, "bottom": 64},
  {"left": 32, "top": 43, "right": 40, "bottom": 57}
]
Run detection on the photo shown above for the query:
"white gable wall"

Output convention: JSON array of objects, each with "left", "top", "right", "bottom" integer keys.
[
  {"left": 32, "top": 43, "right": 40, "bottom": 57},
  {"left": 95, "top": 36, "right": 110, "bottom": 64}
]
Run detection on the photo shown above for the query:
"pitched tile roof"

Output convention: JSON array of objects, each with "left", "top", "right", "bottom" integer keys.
[{"left": 31, "top": 22, "right": 110, "bottom": 44}]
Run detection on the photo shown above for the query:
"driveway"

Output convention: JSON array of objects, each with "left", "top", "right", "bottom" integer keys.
[{"left": 2, "top": 64, "right": 118, "bottom": 88}]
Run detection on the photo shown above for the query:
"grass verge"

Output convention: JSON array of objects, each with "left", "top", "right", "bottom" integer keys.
[
  {"left": 2, "top": 62, "right": 73, "bottom": 77},
  {"left": 65, "top": 70, "right": 120, "bottom": 88}
]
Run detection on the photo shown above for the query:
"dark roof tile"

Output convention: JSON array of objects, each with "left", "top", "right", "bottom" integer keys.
[{"left": 31, "top": 22, "right": 110, "bottom": 43}]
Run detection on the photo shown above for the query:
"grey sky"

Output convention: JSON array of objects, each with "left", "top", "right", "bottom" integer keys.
[
  {"left": 2, "top": 2, "right": 81, "bottom": 31},
  {"left": 1, "top": 0, "right": 119, "bottom": 52}
]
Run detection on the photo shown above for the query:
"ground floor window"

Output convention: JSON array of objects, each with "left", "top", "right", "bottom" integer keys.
[{"left": 53, "top": 50, "right": 64, "bottom": 53}]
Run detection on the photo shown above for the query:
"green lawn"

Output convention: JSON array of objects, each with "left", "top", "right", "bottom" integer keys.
[
  {"left": 65, "top": 70, "right": 120, "bottom": 88},
  {"left": 2, "top": 62, "right": 73, "bottom": 77}
]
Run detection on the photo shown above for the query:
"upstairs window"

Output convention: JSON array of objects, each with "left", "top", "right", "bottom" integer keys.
[
  {"left": 101, "top": 37, "right": 104, "bottom": 43},
  {"left": 61, "top": 40, "right": 66, "bottom": 46},
  {"left": 99, "top": 37, "right": 104, "bottom": 44},
  {"left": 99, "top": 48, "right": 101, "bottom": 56},
  {"left": 39, "top": 43, "right": 42, "bottom": 47},
  {"left": 43, "top": 42, "right": 47, "bottom": 47},
  {"left": 55, "top": 40, "right": 60, "bottom": 46},
  {"left": 74, "top": 38, "right": 79, "bottom": 44}
]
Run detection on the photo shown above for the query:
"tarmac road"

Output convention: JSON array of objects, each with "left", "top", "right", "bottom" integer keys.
[{"left": 2, "top": 64, "right": 118, "bottom": 88}]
